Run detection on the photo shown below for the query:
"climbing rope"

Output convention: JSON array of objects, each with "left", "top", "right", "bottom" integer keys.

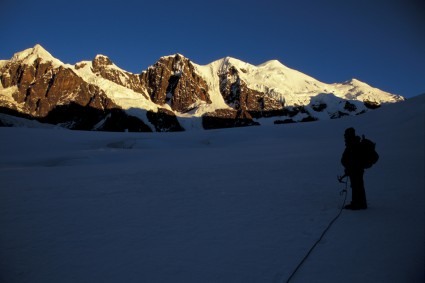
[{"left": 285, "top": 177, "right": 349, "bottom": 283}]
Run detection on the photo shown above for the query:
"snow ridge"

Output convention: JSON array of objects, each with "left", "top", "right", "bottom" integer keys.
[
  {"left": 204, "top": 56, "right": 403, "bottom": 107},
  {"left": 10, "top": 44, "right": 64, "bottom": 67}
]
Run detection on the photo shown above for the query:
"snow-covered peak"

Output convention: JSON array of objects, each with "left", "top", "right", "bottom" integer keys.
[
  {"left": 196, "top": 55, "right": 403, "bottom": 106},
  {"left": 92, "top": 54, "right": 114, "bottom": 67},
  {"left": 158, "top": 53, "right": 189, "bottom": 61},
  {"left": 331, "top": 78, "right": 404, "bottom": 103},
  {"left": 12, "top": 44, "right": 49, "bottom": 60},
  {"left": 202, "top": 56, "right": 325, "bottom": 105},
  {"left": 214, "top": 56, "right": 255, "bottom": 74},
  {"left": 94, "top": 54, "right": 112, "bottom": 62},
  {"left": 343, "top": 78, "right": 370, "bottom": 87},
  {"left": 257, "top": 59, "right": 286, "bottom": 69},
  {"left": 89, "top": 54, "right": 139, "bottom": 76},
  {"left": 10, "top": 44, "right": 64, "bottom": 67}
]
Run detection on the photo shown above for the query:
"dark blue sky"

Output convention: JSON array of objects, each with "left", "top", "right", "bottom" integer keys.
[{"left": 2, "top": 0, "right": 424, "bottom": 98}]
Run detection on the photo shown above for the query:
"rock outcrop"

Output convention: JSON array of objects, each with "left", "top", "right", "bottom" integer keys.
[
  {"left": 140, "top": 54, "right": 211, "bottom": 113},
  {"left": 218, "top": 65, "right": 284, "bottom": 118},
  {"left": 202, "top": 109, "right": 259, "bottom": 129},
  {"left": 0, "top": 58, "right": 117, "bottom": 117}
]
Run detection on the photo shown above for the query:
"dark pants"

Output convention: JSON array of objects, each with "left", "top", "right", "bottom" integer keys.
[{"left": 349, "top": 170, "right": 367, "bottom": 208}]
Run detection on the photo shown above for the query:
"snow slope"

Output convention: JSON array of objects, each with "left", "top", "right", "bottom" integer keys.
[
  {"left": 0, "top": 94, "right": 423, "bottom": 283},
  {"left": 195, "top": 56, "right": 403, "bottom": 107},
  {"left": 72, "top": 59, "right": 159, "bottom": 128}
]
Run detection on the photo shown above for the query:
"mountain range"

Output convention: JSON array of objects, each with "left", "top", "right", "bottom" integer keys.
[{"left": 0, "top": 44, "right": 404, "bottom": 131}]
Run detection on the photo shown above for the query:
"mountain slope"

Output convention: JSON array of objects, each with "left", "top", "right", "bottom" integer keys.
[
  {"left": 0, "top": 44, "right": 404, "bottom": 131},
  {"left": 203, "top": 57, "right": 401, "bottom": 106}
]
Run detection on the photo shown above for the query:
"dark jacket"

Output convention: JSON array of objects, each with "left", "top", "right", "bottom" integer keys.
[{"left": 341, "top": 135, "right": 364, "bottom": 174}]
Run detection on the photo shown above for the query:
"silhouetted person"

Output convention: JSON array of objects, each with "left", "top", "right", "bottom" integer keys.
[{"left": 341, "top": 127, "right": 367, "bottom": 210}]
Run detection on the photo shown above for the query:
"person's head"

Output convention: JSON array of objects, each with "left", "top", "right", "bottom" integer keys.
[
  {"left": 344, "top": 127, "right": 356, "bottom": 144},
  {"left": 344, "top": 127, "right": 356, "bottom": 138}
]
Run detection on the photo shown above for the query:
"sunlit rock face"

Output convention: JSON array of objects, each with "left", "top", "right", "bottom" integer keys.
[{"left": 140, "top": 54, "right": 211, "bottom": 113}]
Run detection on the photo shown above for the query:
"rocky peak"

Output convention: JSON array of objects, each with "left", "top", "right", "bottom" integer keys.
[
  {"left": 0, "top": 45, "right": 120, "bottom": 119},
  {"left": 92, "top": 55, "right": 114, "bottom": 68},
  {"left": 258, "top": 59, "right": 286, "bottom": 69},
  {"left": 89, "top": 55, "right": 147, "bottom": 97},
  {"left": 1, "top": 45, "right": 65, "bottom": 90},
  {"left": 169, "top": 53, "right": 185, "bottom": 74},
  {"left": 140, "top": 54, "right": 211, "bottom": 113}
]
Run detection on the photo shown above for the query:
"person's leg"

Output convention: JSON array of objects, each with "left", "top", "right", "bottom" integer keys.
[{"left": 348, "top": 171, "right": 367, "bottom": 209}]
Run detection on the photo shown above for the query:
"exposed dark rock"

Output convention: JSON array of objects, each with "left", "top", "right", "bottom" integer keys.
[
  {"left": 300, "top": 116, "right": 318, "bottom": 122},
  {"left": 249, "top": 109, "right": 287, "bottom": 118},
  {"left": 202, "top": 109, "right": 259, "bottom": 130},
  {"left": 1, "top": 59, "right": 118, "bottom": 118},
  {"left": 344, "top": 101, "right": 357, "bottom": 112},
  {"left": 0, "top": 106, "right": 35, "bottom": 120},
  {"left": 330, "top": 111, "right": 349, "bottom": 119},
  {"left": 281, "top": 106, "right": 308, "bottom": 118},
  {"left": 96, "top": 109, "right": 153, "bottom": 132},
  {"left": 41, "top": 103, "right": 106, "bottom": 130},
  {"left": 274, "top": 119, "right": 295, "bottom": 124},
  {"left": 312, "top": 103, "right": 327, "bottom": 112},
  {"left": 39, "top": 103, "right": 152, "bottom": 132},
  {"left": 147, "top": 108, "right": 184, "bottom": 132},
  {"left": 364, "top": 100, "right": 381, "bottom": 109}
]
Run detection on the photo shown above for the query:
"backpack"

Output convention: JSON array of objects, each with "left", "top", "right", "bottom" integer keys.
[{"left": 360, "top": 135, "right": 379, "bottom": 169}]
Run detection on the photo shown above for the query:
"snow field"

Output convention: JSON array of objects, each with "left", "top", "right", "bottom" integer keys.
[{"left": 0, "top": 95, "right": 423, "bottom": 282}]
